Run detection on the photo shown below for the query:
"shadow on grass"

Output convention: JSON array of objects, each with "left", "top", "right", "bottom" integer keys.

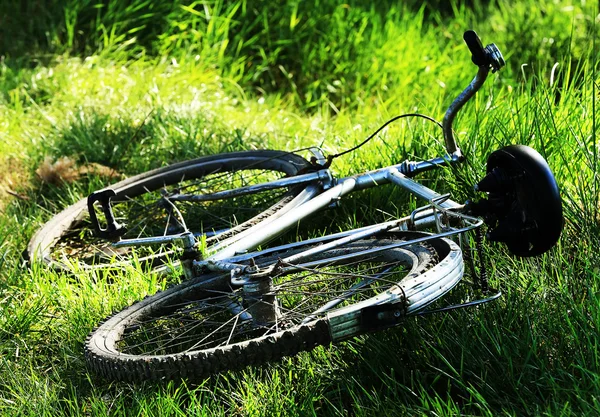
[{"left": 322, "top": 288, "right": 598, "bottom": 415}]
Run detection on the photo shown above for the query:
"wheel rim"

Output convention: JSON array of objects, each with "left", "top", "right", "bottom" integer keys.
[
  {"left": 48, "top": 165, "right": 299, "bottom": 269},
  {"left": 111, "top": 242, "right": 422, "bottom": 356}
]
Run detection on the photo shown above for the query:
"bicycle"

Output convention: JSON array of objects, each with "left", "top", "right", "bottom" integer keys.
[{"left": 27, "top": 31, "right": 563, "bottom": 382}]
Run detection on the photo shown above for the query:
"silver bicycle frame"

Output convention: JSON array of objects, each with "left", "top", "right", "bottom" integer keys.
[
  {"left": 112, "top": 58, "right": 492, "bottom": 258},
  {"left": 204, "top": 167, "right": 464, "bottom": 261},
  {"left": 108, "top": 58, "right": 496, "bottom": 324}
]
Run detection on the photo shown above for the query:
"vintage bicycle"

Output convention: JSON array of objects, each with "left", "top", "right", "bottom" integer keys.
[{"left": 27, "top": 31, "right": 563, "bottom": 382}]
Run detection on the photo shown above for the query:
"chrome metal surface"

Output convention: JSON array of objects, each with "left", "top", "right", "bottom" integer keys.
[
  {"left": 442, "top": 66, "right": 490, "bottom": 154},
  {"left": 348, "top": 153, "right": 463, "bottom": 191},
  {"left": 386, "top": 169, "right": 462, "bottom": 209},
  {"left": 406, "top": 153, "right": 463, "bottom": 176},
  {"left": 112, "top": 231, "right": 196, "bottom": 249},
  {"left": 168, "top": 170, "right": 330, "bottom": 202},
  {"left": 209, "top": 179, "right": 358, "bottom": 261},
  {"left": 309, "top": 147, "right": 328, "bottom": 166},
  {"left": 221, "top": 218, "right": 411, "bottom": 264},
  {"left": 207, "top": 184, "right": 322, "bottom": 252},
  {"left": 280, "top": 223, "right": 398, "bottom": 264},
  {"left": 328, "top": 236, "right": 464, "bottom": 341},
  {"left": 485, "top": 44, "right": 506, "bottom": 72}
]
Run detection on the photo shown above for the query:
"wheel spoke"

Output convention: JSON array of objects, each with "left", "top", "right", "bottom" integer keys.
[
  {"left": 48, "top": 163, "right": 298, "bottom": 268},
  {"left": 115, "top": 241, "right": 417, "bottom": 356},
  {"left": 85, "top": 232, "right": 450, "bottom": 381}
]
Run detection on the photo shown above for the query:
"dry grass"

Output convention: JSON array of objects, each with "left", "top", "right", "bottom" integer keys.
[
  {"left": 0, "top": 157, "right": 30, "bottom": 211},
  {"left": 35, "top": 156, "right": 120, "bottom": 186},
  {"left": 0, "top": 156, "right": 120, "bottom": 211}
]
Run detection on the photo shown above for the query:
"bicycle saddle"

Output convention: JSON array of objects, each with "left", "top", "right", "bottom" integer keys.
[{"left": 467, "top": 145, "right": 563, "bottom": 257}]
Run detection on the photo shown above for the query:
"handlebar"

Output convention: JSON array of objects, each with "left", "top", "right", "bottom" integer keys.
[
  {"left": 442, "top": 30, "right": 506, "bottom": 155},
  {"left": 463, "top": 30, "right": 488, "bottom": 67},
  {"left": 464, "top": 30, "right": 505, "bottom": 72}
]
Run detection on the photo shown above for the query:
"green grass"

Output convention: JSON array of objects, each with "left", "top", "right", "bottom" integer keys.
[{"left": 1, "top": 0, "right": 600, "bottom": 415}]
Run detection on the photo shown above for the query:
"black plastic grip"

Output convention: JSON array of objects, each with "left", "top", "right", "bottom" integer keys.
[
  {"left": 463, "top": 30, "right": 488, "bottom": 67},
  {"left": 87, "top": 189, "right": 127, "bottom": 239}
]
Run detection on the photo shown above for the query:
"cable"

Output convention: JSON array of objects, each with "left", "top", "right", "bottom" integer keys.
[{"left": 328, "top": 113, "right": 443, "bottom": 163}]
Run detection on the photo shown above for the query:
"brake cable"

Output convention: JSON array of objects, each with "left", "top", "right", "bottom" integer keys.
[{"left": 322, "top": 113, "right": 444, "bottom": 167}]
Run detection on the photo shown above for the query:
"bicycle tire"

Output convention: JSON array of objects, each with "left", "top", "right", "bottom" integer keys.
[
  {"left": 27, "top": 150, "right": 314, "bottom": 271},
  {"left": 85, "top": 231, "right": 462, "bottom": 382}
]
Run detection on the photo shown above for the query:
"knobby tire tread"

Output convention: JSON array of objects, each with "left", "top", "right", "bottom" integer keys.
[{"left": 84, "top": 234, "right": 446, "bottom": 382}]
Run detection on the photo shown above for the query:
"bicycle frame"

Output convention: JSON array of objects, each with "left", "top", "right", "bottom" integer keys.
[
  {"left": 202, "top": 170, "right": 467, "bottom": 263},
  {"left": 82, "top": 33, "right": 548, "bottom": 382},
  {"left": 97, "top": 33, "right": 509, "bottom": 332},
  {"left": 111, "top": 42, "right": 499, "bottom": 269}
]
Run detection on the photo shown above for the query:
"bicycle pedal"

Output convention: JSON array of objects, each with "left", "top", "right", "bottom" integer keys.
[{"left": 87, "top": 189, "right": 127, "bottom": 239}]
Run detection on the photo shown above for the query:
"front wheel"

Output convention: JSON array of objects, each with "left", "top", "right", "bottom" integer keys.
[
  {"left": 27, "top": 150, "right": 313, "bottom": 271},
  {"left": 84, "top": 232, "right": 462, "bottom": 382}
]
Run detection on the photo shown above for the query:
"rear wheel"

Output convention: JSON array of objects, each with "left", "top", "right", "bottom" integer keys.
[
  {"left": 84, "top": 232, "right": 460, "bottom": 382},
  {"left": 27, "top": 150, "right": 314, "bottom": 271}
]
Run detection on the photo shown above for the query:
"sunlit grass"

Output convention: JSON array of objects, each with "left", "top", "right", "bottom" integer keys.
[{"left": 0, "top": 0, "right": 599, "bottom": 415}]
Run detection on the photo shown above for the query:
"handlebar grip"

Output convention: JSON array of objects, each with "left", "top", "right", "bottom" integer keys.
[{"left": 463, "top": 30, "right": 488, "bottom": 66}]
